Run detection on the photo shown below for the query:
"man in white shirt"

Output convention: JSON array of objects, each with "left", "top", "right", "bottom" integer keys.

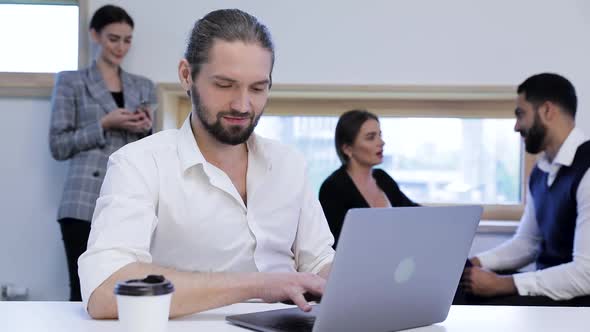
[
  {"left": 459, "top": 73, "right": 590, "bottom": 305},
  {"left": 78, "top": 9, "right": 335, "bottom": 318}
]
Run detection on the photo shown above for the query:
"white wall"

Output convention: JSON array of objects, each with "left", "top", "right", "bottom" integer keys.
[
  {"left": 0, "top": 98, "right": 68, "bottom": 300},
  {"left": 92, "top": 0, "right": 590, "bottom": 132},
  {"left": 1, "top": 0, "right": 589, "bottom": 300}
]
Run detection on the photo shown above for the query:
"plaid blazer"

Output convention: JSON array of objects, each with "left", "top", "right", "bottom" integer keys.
[{"left": 49, "top": 62, "right": 157, "bottom": 222}]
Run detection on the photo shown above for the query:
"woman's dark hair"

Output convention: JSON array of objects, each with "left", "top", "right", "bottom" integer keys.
[
  {"left": 335, "top": 109, "right": 379, "bottom": 164},
  {"left": 89, "top": 5, "right": 134, "bottom": 33}
]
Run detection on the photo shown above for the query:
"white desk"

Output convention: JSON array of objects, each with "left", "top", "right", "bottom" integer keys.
[{"left": 1, "top": 302, "right": 588, "bottom": 331}]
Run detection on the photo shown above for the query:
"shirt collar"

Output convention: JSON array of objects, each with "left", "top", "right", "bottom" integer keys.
[
  {"left": 177, "top": 114, "right": 272, "bottom": 173},
  {"left": 246, "top": 133, "right": 272, "bottom": 172},
  {"left": 537, "top": 127, "right": 587, "bottom": 171},
  {"left": 177, "top": 115, "right": 206, "bottom": 172}
]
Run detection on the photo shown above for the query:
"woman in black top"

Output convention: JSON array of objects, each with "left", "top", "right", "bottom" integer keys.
[{"left": 319, "top": 110, "right": 418, "bottom": 248}]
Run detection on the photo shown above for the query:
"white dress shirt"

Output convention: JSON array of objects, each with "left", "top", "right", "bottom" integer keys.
[
  {"left": 478, "top": 127, "right": 590, "bottom": 300},
  {"left": 78, "top": 116, "right": 335, "bottom": 305}
]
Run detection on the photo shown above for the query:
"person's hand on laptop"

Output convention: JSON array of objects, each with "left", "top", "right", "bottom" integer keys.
[
  {"left": 280, "top": 292, "right": 322, "bottom": 306},
  {"left": 256, "top": 272, "right": 325, "bottom": 312},
  {"left": 468, "top": 257, "right": 482, "bottom": 267},
  {"left": 461, "top": 266, "right": 517, "bottom": 297}
]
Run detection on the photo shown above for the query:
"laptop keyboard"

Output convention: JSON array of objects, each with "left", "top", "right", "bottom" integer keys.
[
  {"left": 226, "top": 305, "right": 320, "bottom": 332},
  {"left": 266, "top": 316, "right": 316, "bottom": 332}
]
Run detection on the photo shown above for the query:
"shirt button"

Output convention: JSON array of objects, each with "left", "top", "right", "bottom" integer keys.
[{"left": 92, "top": 171, "right": 100, "bottom": 177}]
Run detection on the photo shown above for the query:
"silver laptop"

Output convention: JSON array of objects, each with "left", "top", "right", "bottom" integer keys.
[{"left": 227, "top": 206, "right": 482, "bottom": 332}]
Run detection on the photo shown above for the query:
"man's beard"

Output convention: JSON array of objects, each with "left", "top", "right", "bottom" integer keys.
[
  {"left": 520, "top": 110, "right": 547, "bottom": 154},
  {"left": 191, "top": 87, "right": 262, "bottom": 145}
]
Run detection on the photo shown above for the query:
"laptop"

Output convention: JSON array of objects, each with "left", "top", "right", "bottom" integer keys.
[{"left": 227, "top": 206, "right": 482, "bottom": 332}]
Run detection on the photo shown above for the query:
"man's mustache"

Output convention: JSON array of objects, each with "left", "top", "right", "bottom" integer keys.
[{"left": 217, "top": 111, "right": 253, "bottom": 119}]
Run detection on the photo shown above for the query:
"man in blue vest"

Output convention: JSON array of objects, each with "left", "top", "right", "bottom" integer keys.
[{"left": 459, "top": 73, "right": 590, "bottom": 306}]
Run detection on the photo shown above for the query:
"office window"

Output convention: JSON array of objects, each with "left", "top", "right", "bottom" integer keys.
[
  {"left": 159, "top": 84, "right": 527, "bottom": 219},
  {"left": 0, "top": 2, "right": 79, "bottom": 73},
  {"left": 255, "top": 116, "right": 522, "bottom": 205}
]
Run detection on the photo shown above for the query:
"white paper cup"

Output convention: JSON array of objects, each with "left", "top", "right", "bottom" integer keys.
[{"left": 115, "top": 275, "right": 174, "bottom": 332}]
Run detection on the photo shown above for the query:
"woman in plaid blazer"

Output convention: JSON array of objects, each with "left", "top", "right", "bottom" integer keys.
[{"left": 48, "top": 5, "right": 156, "bottom": 301}]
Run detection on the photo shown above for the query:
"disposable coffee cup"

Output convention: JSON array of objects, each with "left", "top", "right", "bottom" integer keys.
[{"left": 115, "top": 275, "right": 174, "bottom": 332}]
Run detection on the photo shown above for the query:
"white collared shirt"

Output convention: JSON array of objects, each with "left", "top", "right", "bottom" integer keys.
[
  {"left": 78, "top": 116, "right": 335, "bottom": 305},
  {"left": 478, "top": 127, "right": 590, "bottom": 300}
]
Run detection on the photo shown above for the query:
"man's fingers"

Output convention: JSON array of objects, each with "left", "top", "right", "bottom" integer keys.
[
  {"left": 461, "top": 269, "right": 472, "bottom": 282},
  {"left": 459, "top": 280, "right": 472, "bottom": 292},
  {"left": 306, "top": 276, "right": 326, "bottom": 296},
  {"left": 290, "top": 292, "right": 311, "bottom": 312}
]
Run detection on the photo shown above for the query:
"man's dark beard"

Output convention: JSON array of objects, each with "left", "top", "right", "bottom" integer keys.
[
  {"left": 520, "top": 110, "right": 547, "bottom": 154},
  {"left": 191, "top": 86, "right": 261, "bottom": 145}
]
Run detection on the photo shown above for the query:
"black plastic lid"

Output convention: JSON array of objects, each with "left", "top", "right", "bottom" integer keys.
[{"left": 114, "top": 275, "right": 174, "bottom": 296}]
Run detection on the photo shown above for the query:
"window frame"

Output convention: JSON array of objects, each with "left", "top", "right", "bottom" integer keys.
[
  {"left": 0, "top": 0, "right": 88, "bottom": 97},
  {"left": 158, "top": 83, "right": 535, "bottom": 221}
]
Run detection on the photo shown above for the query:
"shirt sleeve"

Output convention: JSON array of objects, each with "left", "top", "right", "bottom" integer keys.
[
  {"left": 293, "top": 173, "right": 335, "bottom": 274},
  {"left": 78, "top": 150, "right": 159, "bottom": 308},
  {"left": 512, "top": 170, "right": 590, "bottom": 299},
  {"left": 49, "top": 72, "right": 106, "bottom": 161},
  {"left": 477, "top": 189, "right": 541, "bottom": 271}
]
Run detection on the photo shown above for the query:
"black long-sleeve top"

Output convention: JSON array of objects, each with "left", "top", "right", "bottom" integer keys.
[{"left": 319, "top": 166, "right": 419, "bottom": 248}]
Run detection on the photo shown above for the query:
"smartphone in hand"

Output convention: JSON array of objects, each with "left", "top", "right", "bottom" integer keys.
[{"left": 136, "top": 101, "right": 158, "bottom": 118}]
